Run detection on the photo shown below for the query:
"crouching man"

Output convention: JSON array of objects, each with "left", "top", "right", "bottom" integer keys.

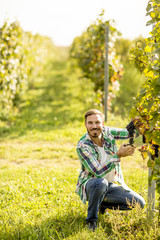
[{"left": 75, "top": 109, "right": 145, "bottom": 231}]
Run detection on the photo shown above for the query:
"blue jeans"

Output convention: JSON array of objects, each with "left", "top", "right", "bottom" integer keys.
[{"left": 85, "top": 178, "right": 145, "bottom": 222}]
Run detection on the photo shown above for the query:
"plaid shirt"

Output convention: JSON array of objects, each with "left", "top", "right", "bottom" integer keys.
[{"left": 76, "top": 126, "right": 130, "bottom": 204}]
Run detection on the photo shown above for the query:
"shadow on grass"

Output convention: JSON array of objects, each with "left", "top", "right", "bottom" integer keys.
[
  {"left": 0, "top": 60, "right": 84, "bottom": 139},
  {"left": 1, "top": 213, "right": 85, "bottom": 240},
  {"left": 1, "top": 212, "right": 113, "bottom": 240}
]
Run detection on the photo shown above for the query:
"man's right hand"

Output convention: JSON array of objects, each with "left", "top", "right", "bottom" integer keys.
[{"left": 116, "top": 144, "right": 135, "bottom": 158}]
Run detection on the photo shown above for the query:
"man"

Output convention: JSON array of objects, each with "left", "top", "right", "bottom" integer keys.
[{"left": 76, "top": 109, "right": 145, "bottom": 231}]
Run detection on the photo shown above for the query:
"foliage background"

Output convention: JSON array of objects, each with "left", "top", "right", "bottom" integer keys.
[
  {"left": 0, "top": 21, "right": 55, "bottom": 120},
  {"left": 70, "top": 11, "right": 124, "bottom": 110},
  {"left": 129, "top": 0, "right": 160, "bottom": 204},
  {"left": 0, "top": 1, "right": 159, "bottom": 239}
]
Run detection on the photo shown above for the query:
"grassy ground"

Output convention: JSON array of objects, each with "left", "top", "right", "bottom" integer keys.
[{"left": 0, "top": 50, "right": 159, "bottom": 239}]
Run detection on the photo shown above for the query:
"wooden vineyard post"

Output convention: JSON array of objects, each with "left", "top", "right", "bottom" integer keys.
[
  {"left": 104, "top": 25, "right": 109, "bottom": 122},
  {"left": 147, "top": 165, "right": 156, "bottom": 220},
  {"left": 147, "top": 22, "right": 157, "bottom": 221}
]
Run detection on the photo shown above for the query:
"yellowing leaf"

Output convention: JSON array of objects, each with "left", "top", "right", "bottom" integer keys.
[
  {"left": 144, "top": 68, "right": 148, "bottom": 74},
  {"left": 141, "top": 150, "right": 148, "bottom": 160},
  {"left": 144, "top": 70, "right": 154, "bottom": 78},
  {"left": 144, "top": 46, "right": 152, "bottom": 52},
  {"left": 150, "top": 12, "right": 156, "bottom": 18}
]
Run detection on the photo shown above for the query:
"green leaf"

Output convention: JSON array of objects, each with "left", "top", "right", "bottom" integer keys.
[
  {"left": 153, "top": 165, "right": 160, "bottom": 171},
  {"left": 129, "top": 107, "right": 138, "bottom": 119},
  {"left": 146, "top": 3, "right": 152, "bottom": 12},
  {"left": 157, "top": 76, "right": 160, "bottom": 84},
  {"left": 147, "top": 159, "right": 153, "bottom": 168},
  {"left": 140, "top": 88, "right": 146, "bottom": 96},
  {"left": 146, "top": 20, "right": 154, "bottom": 26}
]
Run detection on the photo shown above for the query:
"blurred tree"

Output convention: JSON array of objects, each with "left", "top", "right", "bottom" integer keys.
[
  {"left": 0, "top": 21, "right": 55, "bottom": 119},
  {"left": 112, "top": 63, "right": 145, "bottom": 116},
  {"left": 70, "top": 10, "right": 123, "bottom": 110},
  {"left": 112, "top": 36, "right": 146, "bottom": 117},
  {"left": 115, "top": 38, "right": 132, "bottom": 63},
  {"left": 115, "top": 36, "right": 146, "bottom": 64}
]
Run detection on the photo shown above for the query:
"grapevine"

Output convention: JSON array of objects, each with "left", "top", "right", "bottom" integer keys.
[
  {"left": 129, "top": 0, "right": 160, "bottom": 216},
  {"left": 0, "top": 21, "right": 55, "bottom": 119},
  {"left": 70, "top": 10, "right": 123, "bottom": 109}
]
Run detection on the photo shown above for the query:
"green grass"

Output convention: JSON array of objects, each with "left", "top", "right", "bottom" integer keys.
[{"left": 0, "top": 49, "right": 159, "bottom": 239}]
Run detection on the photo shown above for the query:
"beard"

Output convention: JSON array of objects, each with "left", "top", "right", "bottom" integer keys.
[{"left": 88, "top": 128, "right": 102, "bottom": 138}]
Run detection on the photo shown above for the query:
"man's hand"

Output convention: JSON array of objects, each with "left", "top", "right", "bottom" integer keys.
[{"left": 116, "top": 144, "right": 135, "bottom": 158}]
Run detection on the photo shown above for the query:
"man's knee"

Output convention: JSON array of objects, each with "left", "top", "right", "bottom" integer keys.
[
  {"left": 87, "top": 178, "right": 108, "bottom": 195},
  {"left": 94, "top": 178, "right": 108, "bottom": 194}
]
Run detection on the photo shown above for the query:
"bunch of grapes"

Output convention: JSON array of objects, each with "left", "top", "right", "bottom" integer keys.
[{"left": 126, "top": 121, "right": 135, "bottom": 145}]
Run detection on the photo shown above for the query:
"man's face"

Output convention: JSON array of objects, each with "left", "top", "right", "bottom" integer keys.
[{"left": 85, "top": 114, "right": 104, "bottom": 138}]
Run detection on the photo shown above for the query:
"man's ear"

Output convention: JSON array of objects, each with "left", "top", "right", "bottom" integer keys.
[{"left": 102, "top": 120, "right": 104, "bottom": 126}]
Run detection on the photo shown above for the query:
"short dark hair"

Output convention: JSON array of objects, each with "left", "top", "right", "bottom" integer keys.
[{"left": 85, "top": 109, "right": 104, "bottom": 121}]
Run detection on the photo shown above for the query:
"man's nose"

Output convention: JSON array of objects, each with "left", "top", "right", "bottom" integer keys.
[{"left": 92, "top": 123, "right": 97, "bottom": 128}]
